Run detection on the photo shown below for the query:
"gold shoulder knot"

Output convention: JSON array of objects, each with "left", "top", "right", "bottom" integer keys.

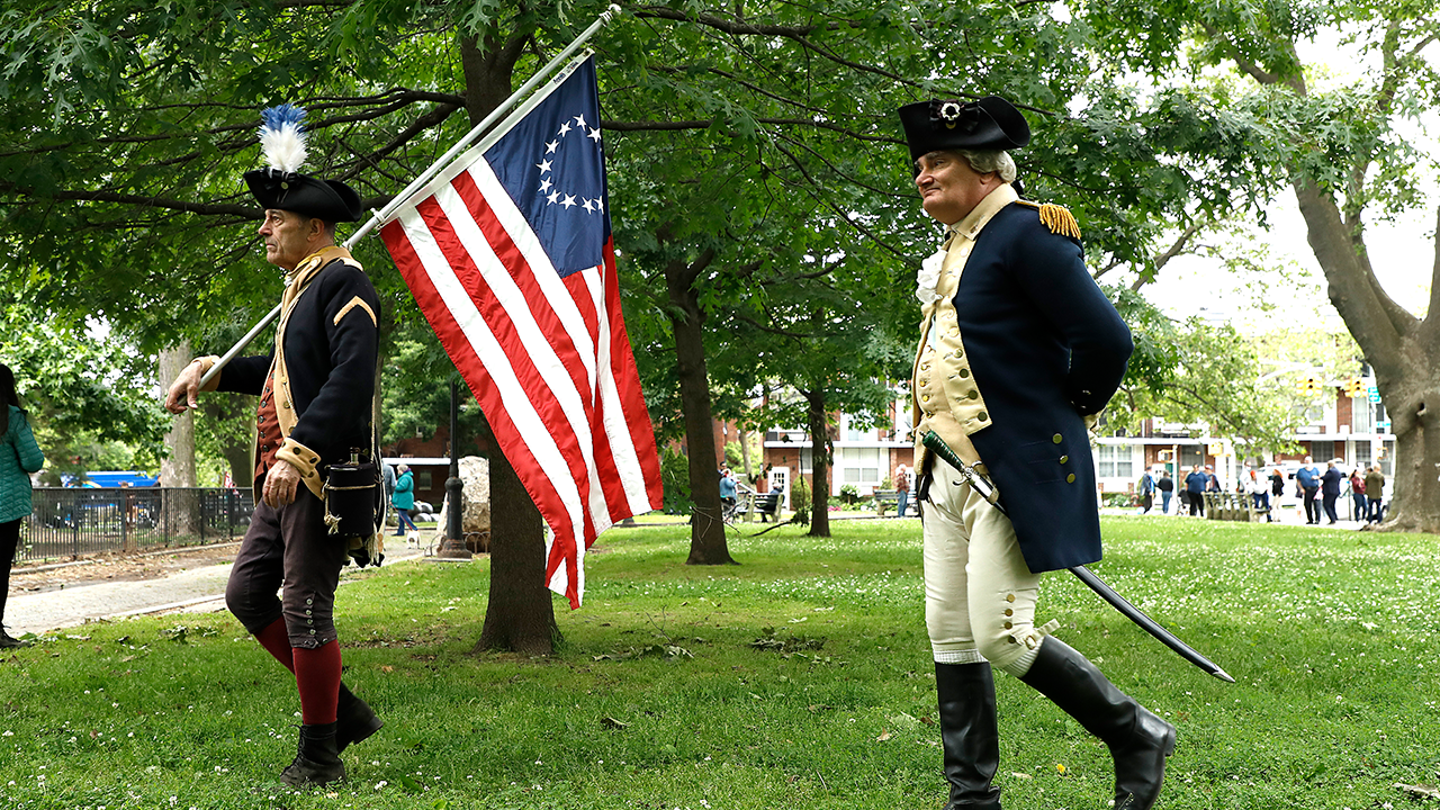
[{"left": 1016, "top": 200, "right": 1081, "bottom": 239}]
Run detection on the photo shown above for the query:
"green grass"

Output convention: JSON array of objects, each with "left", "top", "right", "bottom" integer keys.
[{"left": 2, "top": 516, "right": 1437, "bottom": 809}]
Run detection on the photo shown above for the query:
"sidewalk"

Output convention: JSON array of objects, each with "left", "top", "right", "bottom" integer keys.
[{"left": 7, "top": 541, "right": 428, "bottom": 639}]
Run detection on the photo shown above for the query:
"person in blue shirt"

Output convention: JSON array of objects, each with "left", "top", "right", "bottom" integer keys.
[
  {"left": 1295, "top": 456, "right": 1321, "bottom": 524},
  {"left": 900, "top": 96, "right": 1171, "bottom": 810},
  {"left": 1184, "top": 465, "right": 1210, "bottom": 517},
  {"left": 718, "top": 467, "right": 737, "bottom": 513},
  {"left": 391, "top": 464, "right": 418, "bottom": 536}
]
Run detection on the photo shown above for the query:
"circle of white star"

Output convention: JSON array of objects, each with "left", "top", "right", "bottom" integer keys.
[{"left": 535, "top": 113, "right": 604, "bottom": 214}]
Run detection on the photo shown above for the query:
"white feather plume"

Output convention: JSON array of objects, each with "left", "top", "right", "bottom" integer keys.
[{"left": 258, "top": 104, "right": 308, "bottom": 174}]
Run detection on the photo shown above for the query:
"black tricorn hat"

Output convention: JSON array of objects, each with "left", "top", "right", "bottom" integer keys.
[
  {"left": 244, "top": 169, "right": 362, "bottom": 223},
  {"left": 898, "top": 96, "right": 1031, "bottom": 161}
]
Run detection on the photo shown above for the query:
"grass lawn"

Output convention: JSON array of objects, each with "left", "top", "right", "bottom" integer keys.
[{"left": 1, "top": 515, "right": 1437, "bottom": 809}]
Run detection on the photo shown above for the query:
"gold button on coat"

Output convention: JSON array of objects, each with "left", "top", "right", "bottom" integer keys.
[
  {"left": 1052, "top": 433, "right": 1063, "bottom": 444},
  {"left": 958, "top": 368, "right": 971, "bottom": 378},
  {"left": 1059, "top": 455, "right": 1069, "bottom": 464},
  {"left": 1066, "top": 473, "right": 1077, "bottom": 483}
]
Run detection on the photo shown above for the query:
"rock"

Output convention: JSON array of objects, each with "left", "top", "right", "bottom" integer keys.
[{"left": 429, "top": 455, "right": 492, "bottom": 552}]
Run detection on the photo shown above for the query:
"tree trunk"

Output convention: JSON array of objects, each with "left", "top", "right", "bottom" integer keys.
[
  {"left": 474, "top": 409, "right": 559, "bottom": 655},
  {"left": 159, "top": 344, "right": 200, "bottom": 540},
  {"left": 664, "top": 252, "right": 736, "bottom": 565},
  {"left": 459, "top": 28, "right": 561, "bottom": 652},
  {"left": 738, "top": 427, "right": 753, "bottom": 486},
  {"left": 803, "top": 389, "right": 831, "bottom": 537},
  {"left": 1291, "top": 181, "right": 1440, "bottom": 533}
]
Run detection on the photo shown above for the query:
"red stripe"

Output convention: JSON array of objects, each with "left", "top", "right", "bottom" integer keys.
[
  {"left": 382, "top": 216, "right": 581, "bottom": 582},
  {"left": 414, "top": 195, "right": 596, "bottom": 506},
  {"left": 451, "top": 171, "right": 593, "bottom": 404},
  {"left": 603, "top": 243, "right": 665, "bottom": 510}
]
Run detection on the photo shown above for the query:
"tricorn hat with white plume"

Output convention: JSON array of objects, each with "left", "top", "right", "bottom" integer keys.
[{"left": 243, "top": 104, "right": 361, "bottom": 223}]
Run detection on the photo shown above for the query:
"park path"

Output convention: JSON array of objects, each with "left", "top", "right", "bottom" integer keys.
[{"left": 7, "top": 542, "right": 426, "bottom": 639}]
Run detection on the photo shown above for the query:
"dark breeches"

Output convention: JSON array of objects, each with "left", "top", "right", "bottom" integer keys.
[{"left": 226, "top": 488, "right": 349, "bottom": 649}]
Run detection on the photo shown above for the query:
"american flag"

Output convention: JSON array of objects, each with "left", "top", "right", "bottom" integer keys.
[{"left": 379, "top": 56, "right": 663, "bottom": 608}]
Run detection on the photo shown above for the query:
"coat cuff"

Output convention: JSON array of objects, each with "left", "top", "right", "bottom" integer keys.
[
  {"left": 276, "top": 437, "right": 323, "bottom": 486},
  {"left": 194, "top": 355, "right": 224, "bottom": 392}
]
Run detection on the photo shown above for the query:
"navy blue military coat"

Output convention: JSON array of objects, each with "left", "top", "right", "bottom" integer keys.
[
  {"left": 958, "top": 202, "right": 1132, "bottom": 573},
  {"left": 217, "top": 252, "right": 381, "bottom": 488}
]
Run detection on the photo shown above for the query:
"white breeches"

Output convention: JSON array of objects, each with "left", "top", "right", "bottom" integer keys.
[{"left": 922, "top": 462, "right": 1054, "bottom": 677}]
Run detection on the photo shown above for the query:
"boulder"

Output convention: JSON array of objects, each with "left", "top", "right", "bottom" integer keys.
[{"left": 429, "top": 455, "right": 492, "bottom": 552}]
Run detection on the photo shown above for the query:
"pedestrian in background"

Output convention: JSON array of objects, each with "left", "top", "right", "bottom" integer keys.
[
  {"left": 0, "top": 362, "right": 45, "bottom": 647},
  {"left": 894, "top": 463, "right": 911, "bottom": 518},
  {"left": 1364, "top": 465, "right": 1386, "bottom": 523},
  {"left": 1185, "top": 464, "right": 1208, "bottom": 517},
  {"left": 1136, "top": 468, "right": 1154, "bottom": 514},
  {"left": 1320, "top": 459, "right": 1343, "bottom": 525},
  {"left": 1156, "top": 470, "right": 1174, "bottom": 515},
  {"left": 1296, "top": 456, "right": 1321, "bottom": 524},
  {"left": 1348, "top": 467, "right": 1367, "bottom": 523},
  {"left": 1246, "top": 467, "right": 1273, "bottom": 522},
  {"left": 1269, "top": 468, "right": 1285, "bottom": 522},
  {"left": 392, "top": 463, "right": 418, "bottom": 536}
]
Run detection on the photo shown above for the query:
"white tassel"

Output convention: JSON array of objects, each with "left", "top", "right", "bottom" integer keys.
[{"left": 258, "top": 104, "right": 308, "bottom": 174}]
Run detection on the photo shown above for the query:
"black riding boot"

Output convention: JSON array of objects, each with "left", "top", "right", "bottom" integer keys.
[
  {"left": 936, "top": 662, "right": 1002, "bottom": 810},
  {"left": 336, "top": 684, "right": 383, "bottom": 753},
  {"left": 279, "top": 722, "right": 346, "bottom": 788},
  {"left": 1018, "top": 639, "right": 1175, "bottom": 810}
]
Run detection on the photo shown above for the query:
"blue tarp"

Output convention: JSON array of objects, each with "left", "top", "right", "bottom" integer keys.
[{"left": 70, "top": 471, "right": 161, "bottom": 487}]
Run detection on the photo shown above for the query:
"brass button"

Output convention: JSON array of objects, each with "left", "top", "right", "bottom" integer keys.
[
  {"left": 977, "top": 412, "right": 988, "bottom": 422},
  {"left": 1066, "top": 473, "right": 1077, "bottom": 483},
  {"left": 920, "top": 377, "right": 930, "bottom": 387},
  {"left": 966, "top": 390, "right": 979, "bottom": 400},
  {"left": 1006, "top": 594, "right": 1016, "bottom": 603},
  {"left": 1059, "top": 455, "right": 1069, "bottom": 464},
  {"left": 1004, "top": 608, "right": 1013, "bottom": 617},
  {"left": 958, "top": 368, "right": 970, "bottom": 378},
  {"left": 1052, "top": 433, "right": 1063, "bottom": 444},
  {"left": 921, "top": 361, "right": 930, "bottom": 371},
  {"left": 922, "top": 394, "right": 931, "bottom": 402},
  {"left": 1004, "top": 621, "right": 1013, "bottom": 630}
]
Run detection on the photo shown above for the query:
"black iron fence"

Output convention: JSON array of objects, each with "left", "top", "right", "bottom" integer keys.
[{"left": 21, "top": 487, "right": 254, "bottom": 563}]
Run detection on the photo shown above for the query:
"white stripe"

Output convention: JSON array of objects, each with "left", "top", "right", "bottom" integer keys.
[
  {"left": 428, "top": 177, "right": 602, "bottom": 489},
  {"left": 580, "top": 264, "right": 652, "bottom": 514},
  {"left": 392, "top": 206, "right": 587, "bottom": 544},
  {"left": 465, "top": 159, "right": 598, "bottom": 390}
]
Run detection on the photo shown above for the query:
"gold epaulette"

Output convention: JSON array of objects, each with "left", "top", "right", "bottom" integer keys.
[{"left": 1015, "top": 200, "right": 1081, "bottom": 239}]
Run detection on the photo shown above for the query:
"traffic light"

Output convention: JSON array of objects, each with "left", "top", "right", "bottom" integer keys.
[
  {"left": 1296, "top": 376, "right": 1319, "bottom": 395},
  {"left": 1344, "top": 378, "right": 1365, "bottom": 398}
]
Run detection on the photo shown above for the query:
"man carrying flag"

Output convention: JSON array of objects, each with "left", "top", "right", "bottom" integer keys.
[
  {"left": 380, "top": 55, "right": 663, "bottom": 609},
  {"left": 165, "top": 105, "right": 384, "bottom": 788}
]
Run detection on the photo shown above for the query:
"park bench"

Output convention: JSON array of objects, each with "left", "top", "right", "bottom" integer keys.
[
  {"left": 1203, "top": 492, "right": 1267, "bottom": 522},
  {"left": 873, "top": 489, "right": 915, "bottom": 517},
  {"left": 751, "top": 492, "right": 782, "bottom": 522}
]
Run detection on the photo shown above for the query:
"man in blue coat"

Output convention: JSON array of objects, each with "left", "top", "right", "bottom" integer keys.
[{"left": 901, "top": 96, "right": 1173, "bottom": 810}]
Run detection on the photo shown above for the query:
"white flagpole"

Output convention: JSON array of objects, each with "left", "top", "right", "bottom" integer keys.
[{"left": 200, "top": 4, "right": 622, "bottom": 387}]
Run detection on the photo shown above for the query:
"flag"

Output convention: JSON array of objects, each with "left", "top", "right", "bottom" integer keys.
[{"left": 379, "top": 56, "right": 663, "bottom": 608}]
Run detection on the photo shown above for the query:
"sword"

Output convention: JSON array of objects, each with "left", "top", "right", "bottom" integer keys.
[{"left": 920, "top": 431, "right": 1235, "bottom": 684}]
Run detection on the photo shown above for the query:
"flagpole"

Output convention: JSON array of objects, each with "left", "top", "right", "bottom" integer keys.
[
  {"left": 349, "top": 3, "right": 622, "bottom": 245},
  {"left": 199, "top": 3, "right": 622, "bottom": 388}
]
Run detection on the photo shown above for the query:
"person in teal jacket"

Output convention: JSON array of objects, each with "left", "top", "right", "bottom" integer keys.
[
  {"left": 0, "top": 362, "right": 45, "bottom": 647},
  {"left": 391, "top": 464, "right": 417, "bottom": 535}
]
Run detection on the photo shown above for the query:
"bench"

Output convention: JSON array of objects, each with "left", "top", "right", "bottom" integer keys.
[
  {"left": 1203, "top": 492, "right": 1268, "bottom": 522},
  {"left": 873, "top": 489, "right": 915, "bottom": 517},
  {"left": 751, "top": 492, "right": 782, "bottom": 522}
]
